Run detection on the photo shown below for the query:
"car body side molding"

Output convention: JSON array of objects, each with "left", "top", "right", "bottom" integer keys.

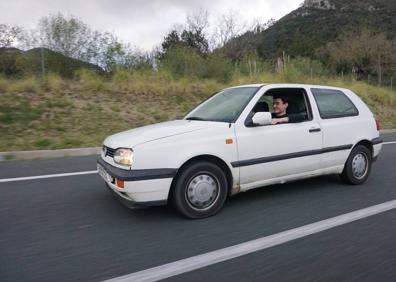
[{"left": 231, "top": 144, "right": 353, "bottom": 168}]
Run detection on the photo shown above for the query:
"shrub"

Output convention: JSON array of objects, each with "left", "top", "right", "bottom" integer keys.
[
  {"left": 34, "top": 138, "right": 52, "bottom": 149},
  {"left": 9, "top": 77, "right": 42, "bottom": 93},
  {"left": 204, "top": 52, "right": 234, "bottom": 83},
  {"left": 0, "top": 76, "right": 8, "bottom": 93},
  {"left": 43, "top": 73, "right": 66, "bottom": 92},
  {"left": 76, "top": 69, "right": 107, "bottom": 92},
  {"left": 160, "top": 46, "right": 206, "bottom": 79},
  {"left": 280, "top": 57, "right": 328, "bottom": 83}
]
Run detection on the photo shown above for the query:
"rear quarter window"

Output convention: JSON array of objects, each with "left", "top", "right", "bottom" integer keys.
[{"left": 311, "top": 88, "right": 359, "bottom": 119}]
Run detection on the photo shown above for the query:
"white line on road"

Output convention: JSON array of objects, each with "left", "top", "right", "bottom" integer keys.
[
  {"left": 103, "top": 199, "right": 396, "bottom": 282},
  {"left": 383, "top": 141, "right": 396, "bottom": 145},
  {"left": 0, "top": 170, "right": 98, "bottom": 183}
]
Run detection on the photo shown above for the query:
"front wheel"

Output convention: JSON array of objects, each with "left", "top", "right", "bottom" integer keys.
[
  {"left": 172, "top": 161, "right": 228, "bottom": 219},
  {"left": 341, "top": 145, "right": 372, "bottom": 185}
]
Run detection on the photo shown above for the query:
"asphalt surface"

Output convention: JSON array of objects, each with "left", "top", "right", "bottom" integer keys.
[{"left": 0, "top": 133, "right": 395, "bottom": 282}]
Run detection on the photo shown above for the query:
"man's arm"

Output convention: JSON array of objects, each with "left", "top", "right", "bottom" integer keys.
[
  {"left": 271, "top": 113, "right": 306, "bottom": 124},
  {"left": 271, "top": 117, "right": 289, "bottom": 124}
]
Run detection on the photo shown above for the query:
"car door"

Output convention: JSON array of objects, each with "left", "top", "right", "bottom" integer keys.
[{"left": 233, "top": 86, "right": 323, "bottom": 190}]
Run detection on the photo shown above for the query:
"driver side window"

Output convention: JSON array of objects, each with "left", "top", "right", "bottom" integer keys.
[{"left": 247, "top": 88, "right": 312, "bottom": 127}]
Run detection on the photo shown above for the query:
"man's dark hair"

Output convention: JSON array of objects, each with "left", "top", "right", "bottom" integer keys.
[{"left": 273, "top": 95, "right": 288, "bottom": 104}]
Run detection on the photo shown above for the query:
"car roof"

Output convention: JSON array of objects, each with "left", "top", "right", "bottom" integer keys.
[
  {"left": 228, "top": 84, "right": 265, "bottom": 89},
  {"left": 231, "top": 83, "right": 349, "bottom": 92}
]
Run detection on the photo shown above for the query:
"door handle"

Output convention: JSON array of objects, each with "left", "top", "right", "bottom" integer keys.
[{"left": 309, "top": 127, "right": 321, "bottom": 133}]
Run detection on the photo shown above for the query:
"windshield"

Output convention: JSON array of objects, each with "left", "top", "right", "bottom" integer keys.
[{"left": 185, "top": 87, "right": 259, "bottom": 123}]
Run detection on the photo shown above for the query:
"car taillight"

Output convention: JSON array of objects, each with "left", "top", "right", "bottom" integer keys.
[{"left": 375, "top": 119, "right": 381, "bottom": 131}]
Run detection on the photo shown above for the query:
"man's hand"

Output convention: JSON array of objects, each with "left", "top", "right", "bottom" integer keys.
[{"left": 271, "top": 117, "right": 289, "bottom": 125}]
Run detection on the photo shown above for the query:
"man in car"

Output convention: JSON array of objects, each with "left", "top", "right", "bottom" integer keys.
[{"left": 271, "top": 96, "right": 305, "bottom": 124}]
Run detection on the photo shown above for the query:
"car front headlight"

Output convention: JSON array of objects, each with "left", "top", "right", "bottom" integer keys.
[{"left": 113, "top": 148, "right": 134, "bottom": 166}]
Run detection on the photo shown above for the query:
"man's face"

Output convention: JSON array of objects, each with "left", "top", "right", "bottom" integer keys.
[{"left": 273, "top": 98, "right": 288, "bottom": 115}]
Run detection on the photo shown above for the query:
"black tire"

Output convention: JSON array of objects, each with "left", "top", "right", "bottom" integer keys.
[
  {"left": 341, "top": 145, "right": 372, "bottom": 185},
  {"left": 172, "top": 161, "right": 228, "bottom": 219}
]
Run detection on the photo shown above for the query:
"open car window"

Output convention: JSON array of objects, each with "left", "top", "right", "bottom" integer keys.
[{"left": 247, "top": 88, "right": 312, "bottom": 126}]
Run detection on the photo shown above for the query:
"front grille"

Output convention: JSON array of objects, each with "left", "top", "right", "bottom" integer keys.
[{"left": 104, "top": 146, "right": 116, "bottom": 158}]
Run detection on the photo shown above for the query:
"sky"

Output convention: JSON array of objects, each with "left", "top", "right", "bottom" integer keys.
[{"left": 0, "top": 0, "right": 303, "bottom": 51}]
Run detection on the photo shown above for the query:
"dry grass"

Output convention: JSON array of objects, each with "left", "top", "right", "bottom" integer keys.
[
  {"left": 0, "top": 76, "right": 8, "bottom": 93},
  {"left": 8, "top": 77, "right": 42, "bottom": 94}
]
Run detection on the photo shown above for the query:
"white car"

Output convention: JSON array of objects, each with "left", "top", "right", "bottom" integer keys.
[{"left": 97, "top": 84, "right": 382, "bottom": 218}]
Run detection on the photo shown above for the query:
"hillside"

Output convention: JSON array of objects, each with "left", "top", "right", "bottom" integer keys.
[
  {"left": 0, "top": 47, "right": 102, "bottom": 77},
  {"left": 232, "top": 0, "right": 396, "bottom": 59}
]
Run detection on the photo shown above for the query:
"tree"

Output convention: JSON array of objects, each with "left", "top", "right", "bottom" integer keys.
[
  {"left": 0, "top": 24, "right": 22, "bottom": 48},
  {"left": 180, "top": 29, "right": 209, "bottom": 54},
  {"left": 211, "top": 11, "right": 245, "bottom": 49},
  {"left": 160, "top": 27, "right": 209, "bottom": 58},
  {"left": 186, "top": 9, "right": 209, "bottom": 53},
  {"left": 160, "top": 30, "right": 182, "bottom": 60},
  {"left": 21, "top": 13, "right": 151, "bottom": 73},
  {"left": 32, "top": 13, "right": 101, "bottom": 63},
  {"left": 159, "top": 10, "right": 210, "bottom": 61},
  {"left": 186, "top": 9, "right": 209, "bottom": 35},
  {"left": 95, "top": 32, "right": 125, "bottom": 72},
  {"left": 320, "top": 29, "right": 396, "bottom": 84}
]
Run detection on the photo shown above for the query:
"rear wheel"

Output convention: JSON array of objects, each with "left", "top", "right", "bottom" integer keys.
[
  {"left": 341, "top": 145, "right": 372, "bottom": 185},
  {"left": 172, "top": 161, "right": 228, "bottom": 219}
]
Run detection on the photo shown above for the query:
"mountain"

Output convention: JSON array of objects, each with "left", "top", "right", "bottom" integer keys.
[
  {"left": 229, "top": 0, "right": 396, "bottom": 60},
  {"left": 0, "top": 47, "right": 102, "bottom": 77}
]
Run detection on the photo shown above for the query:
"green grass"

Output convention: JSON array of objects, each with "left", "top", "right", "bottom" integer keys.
[
  {"left": 0, "top": 69, "right": 395, "bottom": 151},
  {"left": 0, "top": 97, "right": 44, "bottom": 124},
  {"left": 34, "top": 139, "right": 52, "bottom": 149}
]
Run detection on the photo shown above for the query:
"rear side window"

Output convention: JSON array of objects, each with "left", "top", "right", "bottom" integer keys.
[{"left": 311, "top": 88, "right": 359, "bottom": 119}]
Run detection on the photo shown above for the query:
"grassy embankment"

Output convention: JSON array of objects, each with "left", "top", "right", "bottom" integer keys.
[{"left": 0, "top": 69, "right": 395, "bottom": 152}]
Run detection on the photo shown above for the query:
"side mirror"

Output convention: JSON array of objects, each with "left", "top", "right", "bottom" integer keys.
[{"left": 252, "top": 112, "right": 272, "bottom": 126}]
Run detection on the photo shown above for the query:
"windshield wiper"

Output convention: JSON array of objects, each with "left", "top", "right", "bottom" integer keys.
[{"left": 186, "top": 117, "right": 206, "bottom": 121}]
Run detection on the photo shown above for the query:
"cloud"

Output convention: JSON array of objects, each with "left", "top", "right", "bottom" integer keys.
[{"left": 0, "top": 0, "right": 302, "bottom": 50}]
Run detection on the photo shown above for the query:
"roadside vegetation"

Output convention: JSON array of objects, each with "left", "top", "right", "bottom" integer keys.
[
  {"left": 0, "top": 65, "right": 394, "bottom": 151},
  {"left": 1, "top": 10, "right": 396, "bottom": 151}
]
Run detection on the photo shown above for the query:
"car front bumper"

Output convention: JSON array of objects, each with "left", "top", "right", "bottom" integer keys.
[
  {"left": 97, "top": 157, "right": 177, "bottom": 208},
  {"left": 105, "top": 183, "right": 167, "bottom": 209}
]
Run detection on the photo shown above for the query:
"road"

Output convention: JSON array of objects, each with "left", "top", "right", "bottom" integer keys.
[{"left": 1, "top": 133, "right": 396, "bottom": 282}]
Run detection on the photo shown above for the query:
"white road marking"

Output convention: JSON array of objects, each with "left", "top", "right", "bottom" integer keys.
[
  {"left": 383, "top": 141, "right": 396, "bottom": 145},
  {"left": 104, "top": 199, "right": 396, "bottom": 282},
  {"left": 0, "top": 170, "right": 98, "bottom": 183}
]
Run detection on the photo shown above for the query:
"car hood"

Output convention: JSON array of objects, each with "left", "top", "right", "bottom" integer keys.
[{"left": 104, "top": 120, "right": 212, "bottom": 148}]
